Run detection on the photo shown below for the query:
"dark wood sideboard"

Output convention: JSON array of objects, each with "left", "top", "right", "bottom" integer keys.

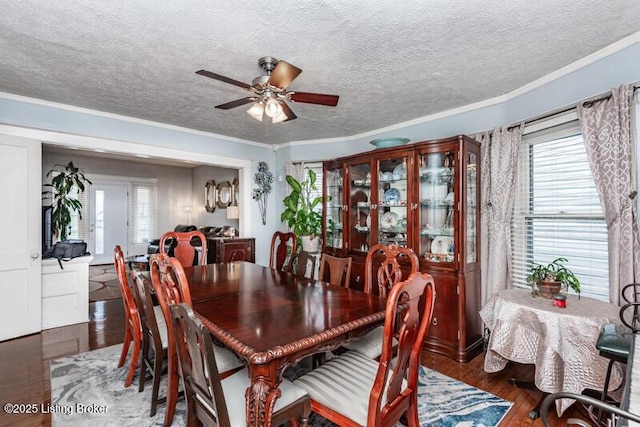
[{"left": 206, "top": 237, "right": 255, "bottom": 264}]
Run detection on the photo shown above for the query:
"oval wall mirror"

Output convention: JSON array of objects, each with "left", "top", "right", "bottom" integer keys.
[
  {"left": 205, "top": 180, "right": 216, "bottom": 212},
  {"left": 217, "top": 181, "right": 231, "bottom": 208}
]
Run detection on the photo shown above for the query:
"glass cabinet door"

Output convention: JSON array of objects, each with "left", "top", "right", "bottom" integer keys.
[
  {"left": 418, "top": 151, "right": 455, "bottom": 264},
  {"left": 324, "top": 166, "right": 344, "bottom": 250},
  {"left": 465, "top": 152, "right": 478, "bottom": 264},
  {"left": 348, "top": 161, "right": 372, "bottom": 252},
  {"left": 376, "top": 155, "right": 409, "bottom": 247}
]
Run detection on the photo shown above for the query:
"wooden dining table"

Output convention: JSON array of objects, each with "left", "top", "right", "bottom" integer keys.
[{"left": 160, "top": 260, "right": 388, "bottom": 427}]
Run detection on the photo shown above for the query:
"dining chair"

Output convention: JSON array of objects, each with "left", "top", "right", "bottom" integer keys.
[
  {"left": 150, "top": 253, "right": 243, "bottom": 427},
  {"left": 318, "top": 253, "right": 352, "bottom": 287},
  {"left": 540, "top": 392, "right": 640, "bottom": 427},
  {"left": 342, "top": 243, "right": 419, "bottom": 359},
  {"left": 171, "top": 302, "right": 311, "bottom": 427},
  {"left": 269, "top": 231, "right": 297, "bottom": 271},
  {"left": 294, "top": 272, "right": 435, "bottom": 427},
  {"left": 596, "top": 283, "right": 640, "bottom": 407},
  {"left": 114, "top": 245, "right": 142, "bottom": 388},
  {"left": 159, "top": 230, "right": 207, "bottom": 267},
  {"left": 131, "top": 271, "right": 168, "bottom": 417},
  {"left": 290, "top": 250, "right": 317, "bottom": 279}
]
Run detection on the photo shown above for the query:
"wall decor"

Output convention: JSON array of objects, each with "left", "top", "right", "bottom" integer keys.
[
  {"left": 216, "top": 181, "right": 232, "bottom": 208},
  {"left": 252, "top": 161, "right": 273, "bottom": 225},
  {"left": 204, "top": 179, "right": 216, "bottom": 212}
]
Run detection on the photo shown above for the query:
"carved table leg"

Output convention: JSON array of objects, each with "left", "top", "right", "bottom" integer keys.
[{"left": 245, "top": 363, "right": 284, "bottom": 427}]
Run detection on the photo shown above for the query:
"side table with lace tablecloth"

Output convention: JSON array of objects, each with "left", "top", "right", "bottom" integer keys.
[{"left": 480, "top": 288, "right": 623, "bottom": 416}]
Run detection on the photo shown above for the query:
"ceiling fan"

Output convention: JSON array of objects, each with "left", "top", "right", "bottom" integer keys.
[{"left": 196, "top": 56, "right": 339, "bottom": 123}]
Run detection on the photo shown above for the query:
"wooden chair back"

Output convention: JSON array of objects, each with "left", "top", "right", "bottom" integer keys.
[
  {"left": 364, "top": 244, "right": 419, "bottom": 298},
  {"left": 318, "top": 254, "right": 352, "bottom": 287},
  {"left": 369, "top": 272, "right": 435, "bottom": 426},
  {"left": 159, "top": 230, "right": 207, "bottom": 267},
  {"left": 269, "top": 231, "right": 297, "bottom": 271},
  {"left": 290, "top": 250, "right": 316, "bottom": 279},
  {"left": 132, "top": 272, "right": 163, "bottom": 355},
  {"left": 149, "top": 252, "right": 192, "bottom": 426},
  {"left": 170, "top": 302, "right": 231, "bottom": 427},
  {"left": 115, "top": 245, "right": 138, "bottom": 321},
  {"left": 131, "top": 271, "right": 166, "bottom": 416},
  {"left": 114, "top": 245, "right": 142, "bottom": 387}
]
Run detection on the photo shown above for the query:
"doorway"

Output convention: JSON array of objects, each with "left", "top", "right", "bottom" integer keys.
[{"left": 88, "top": 181, "right": 129, "bottom": 265}]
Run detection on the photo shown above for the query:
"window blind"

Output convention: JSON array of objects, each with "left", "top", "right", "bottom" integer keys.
[
  {"left": 510, "top": 119, "right": 610, "bottom": 301},
  {"left": 68, "top": 187, "right": 87, "bottom": 241},
  {"left": 130, "top": 183, "right": 157, "bottom": 244}
]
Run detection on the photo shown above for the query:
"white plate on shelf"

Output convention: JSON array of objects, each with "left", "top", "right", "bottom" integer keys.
[
  {"left": 431, "top": 236, "right": 453, "bottom": 255},
  {"left": 380, "top": 212, "right": 399, "bottom": 230}
]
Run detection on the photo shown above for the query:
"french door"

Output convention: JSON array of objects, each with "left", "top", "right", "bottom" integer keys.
[
  {"left": 88, "top": 181, "right": 129, "bottom": 264},
  {"left": 0, "top": 135, "right": 42, "bottom": 340}
]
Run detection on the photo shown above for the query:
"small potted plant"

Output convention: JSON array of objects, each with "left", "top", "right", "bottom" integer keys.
[
  {"left": 281, "top": 169, "right": 323, "bottom": 253},
  {"left": 527, "top": 257, "right": 580, "bottom": 298}
]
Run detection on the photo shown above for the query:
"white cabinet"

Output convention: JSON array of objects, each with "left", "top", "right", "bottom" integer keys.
[{"left": 41, "top": 256, "right": 93, "bottom": 329}]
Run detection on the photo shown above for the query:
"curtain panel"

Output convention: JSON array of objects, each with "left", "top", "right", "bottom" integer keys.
[
  {"left": 577, "top": 84, "right": 640, "bottom": 305},
  {"left": 475, "top": 124, "right": 524, "bottom": 304}
]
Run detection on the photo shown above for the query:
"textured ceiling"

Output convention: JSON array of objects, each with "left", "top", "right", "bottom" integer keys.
[{"left": 1, "top": 0, "right": 639, "bottom": 145}]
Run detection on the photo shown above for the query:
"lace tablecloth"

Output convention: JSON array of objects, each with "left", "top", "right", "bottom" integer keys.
[{"left": 480, "top": 288, "right": 623, "bottom": 415}]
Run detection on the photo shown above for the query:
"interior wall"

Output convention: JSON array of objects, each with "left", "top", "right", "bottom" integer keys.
[
  {"left": 6, "top": 39, "right": 640, "bottom": 266},
  {"left": 190, "top": 165, "right": 239, "bottom": 229}
]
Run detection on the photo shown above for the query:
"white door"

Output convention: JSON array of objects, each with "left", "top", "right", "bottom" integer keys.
[
  {"left": 0, "top": 135, "right": 42, "bottom": 341},
  {"left": 89, "top": 182, "right": 129, "bottom": 264}
]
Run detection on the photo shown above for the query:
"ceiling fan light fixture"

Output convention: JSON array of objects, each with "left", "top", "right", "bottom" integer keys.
[
  {"left": 271, "top": 109, "right": 289, "bottom": 123},
  {"left": 246, "top": 102, "right": 264, "bottom": 121},
  {"left": 264, "top": 97, "right": 283, "bottom": 118}
]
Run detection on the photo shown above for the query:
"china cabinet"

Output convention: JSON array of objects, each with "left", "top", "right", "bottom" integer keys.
[{"left": 322, "top": 135, "right": 481, "bottom": 362}]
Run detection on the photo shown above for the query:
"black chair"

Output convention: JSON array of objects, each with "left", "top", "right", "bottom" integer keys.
[
  {"left": 540, "top": 392, "right": 640, "bottom": 427},
  {"left": 596, "top": 284, "right": 640, "bottom": 406}
]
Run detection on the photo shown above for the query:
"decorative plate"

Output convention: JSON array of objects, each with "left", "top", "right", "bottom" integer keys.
[
  {"left": 380, "top": 171, "right": 393, "bottom": 182},
  {"left": 392, "top": 161, "right": 408, "bottom": 179},
  {"left": 383, "top": 188, "right": 401, "bottom": 204},
  {"left": 380, "top": 211, "right": 399, "bottom": 229},
  {"left": 369, "top": 138, "right": 410, "bottom": 149},
  {"left": 431, "top": 236, "right": 454, "bottom": 255}
]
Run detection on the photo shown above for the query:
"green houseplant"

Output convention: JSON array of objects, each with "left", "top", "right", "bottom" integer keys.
[
  {"left": 43, "top": 162, "right": 92, "bottom": 242},
  {"left": 281, "top": 169, "right": 323, "bottom": 252},
  {"left": 527, "top": 257, "right": 580, "bottom": 298}
]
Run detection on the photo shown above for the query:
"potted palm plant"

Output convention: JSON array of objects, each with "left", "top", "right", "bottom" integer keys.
[
  {"left": 43, "top": 162, "right": 92, "bottom": 242},
  {"left": 527, "top": 257, "right": 580, "bottom": 298},
  {"left": 281, "top": 169, "right": 323, "bottom": 253}
]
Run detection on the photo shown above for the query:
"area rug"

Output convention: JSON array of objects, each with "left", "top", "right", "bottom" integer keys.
[
  {"left": 88, "top": 264, "right": 123, "bottom": 302},
  {"left": 50, "top": 344, "right": 512, "bottom": 426}
]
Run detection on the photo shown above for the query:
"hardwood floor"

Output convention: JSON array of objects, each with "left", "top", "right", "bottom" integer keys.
[{"left": 0, "top": 299, "right": 588, "bottom": 426}]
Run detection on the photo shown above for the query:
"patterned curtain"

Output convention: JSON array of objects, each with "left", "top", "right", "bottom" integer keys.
[
  {"left": 285, "top": 161, "right": 305, "bottom": 196},
  {"left": 475, "top": 124, "right": 524, "bottom": 304},
  {"left": 577, "top": 84, "right": 640, "bottom": 305}
]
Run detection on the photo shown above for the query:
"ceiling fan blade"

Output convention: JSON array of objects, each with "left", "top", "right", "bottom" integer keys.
[
  {"left": 215, "top": 97, "right": 255, "bottom": 110},
  {"left": 268, "top": 61, "right": 302, "bottom": 89},
  {"left": 196, "top": 70, "right": 252, "bottom": 90},
  {"left": 289, "top": 91, "right": 339, "bottom": 107},
  {"left": 280, "top": 102, "right": 297, "bottom": 122}
]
